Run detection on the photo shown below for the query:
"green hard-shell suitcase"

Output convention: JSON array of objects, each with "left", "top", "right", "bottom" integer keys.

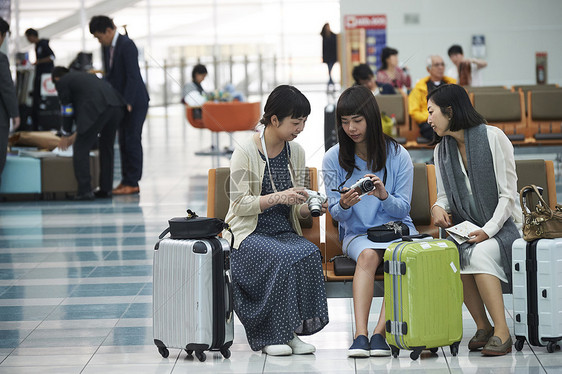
[{"left": 384, "top": 239, "right": 463, "bottom": 360}]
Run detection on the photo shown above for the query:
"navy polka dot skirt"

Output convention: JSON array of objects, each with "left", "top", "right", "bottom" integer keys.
[{"left": 231, "top": 145, "right": 329, "bottom": 351}]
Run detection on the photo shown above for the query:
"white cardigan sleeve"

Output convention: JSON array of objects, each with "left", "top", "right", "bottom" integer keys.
[
  {"left": 433, "top": 143, "right": 451, "bottom": 214},
  {"left": 481, "top": 127, "right": 518, "bottom": 238},
  {"left": 228, "top": 144, "right": 263, "bottom": 217}
]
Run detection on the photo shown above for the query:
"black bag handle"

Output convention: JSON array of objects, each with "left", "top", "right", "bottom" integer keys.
[{"left": 158, "top": 227, "right": 170, "bottom": 240}]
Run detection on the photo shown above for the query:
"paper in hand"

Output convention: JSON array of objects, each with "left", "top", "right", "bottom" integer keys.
[{"left": 445, "top": 221, "right": 481, "bottom": 244}]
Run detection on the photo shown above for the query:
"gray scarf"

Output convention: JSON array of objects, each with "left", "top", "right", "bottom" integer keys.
[{"left": 438, "top": 124, "right": 519, "bottom": 287}]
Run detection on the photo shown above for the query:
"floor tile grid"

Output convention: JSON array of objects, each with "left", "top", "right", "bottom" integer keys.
[
  {"left": 71, "top": 282, "right": 173, "bottom": 374},
  {"left": 0, "top": 202, "right": 152, "bottom": 368},
  {"left": 0, "top": 245, "right": 142, "bottom": 334}
]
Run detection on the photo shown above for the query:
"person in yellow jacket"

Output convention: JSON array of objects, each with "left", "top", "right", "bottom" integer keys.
[{"left": 408, "top": 55, "right": 456, "bottom": 142}]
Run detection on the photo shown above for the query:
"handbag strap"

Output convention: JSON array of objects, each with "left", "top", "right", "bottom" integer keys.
[
  {"left": 158, "top": 227, "right": 170, "bottom": 240},
  {"left": 520, "top": 184, "right": 551, "bottom": 215}
]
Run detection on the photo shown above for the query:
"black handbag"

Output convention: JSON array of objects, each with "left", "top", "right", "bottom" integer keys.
[
  {"left": 367, "top": 221, "right": 409, "bottom": 242},
  {"left": 159, "top": 210, "right": 233, "bottom": 247}
]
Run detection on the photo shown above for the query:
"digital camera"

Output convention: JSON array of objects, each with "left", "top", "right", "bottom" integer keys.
[
  {"left": 305, "top": 189, "right": 327, "bottom": 217},
  {"left": 350, "top": 177, "right": 375, "bottom": 196}
]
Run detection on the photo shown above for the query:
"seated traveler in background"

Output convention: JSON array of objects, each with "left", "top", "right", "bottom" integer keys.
[
  {"left": 376, "top": 47, "right": 411, "bottom": 91},
  {"left": 322, "top": 85, "right": 417, "bottom": 358},
  {"left": 182, "top": 64, "right": 208, "bottom": 108},
  {"left": 446, "top": 44, "right": 487, "bottom": 86},
  {"left": 352, "top": 63, "right": 395, "bottom": 95},
  {"left": 223, "top": 85, "right": 329, "bottom": 356},
  {"left": 429, "top": 84, "right": 521, "bottom": 356},
  {"left": 408, "top": 55, "right": 456, "bottom": 142}
]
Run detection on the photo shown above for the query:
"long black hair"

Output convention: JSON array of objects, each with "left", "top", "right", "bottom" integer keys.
[
  {"left": 260, "top": 85, "right": 311, "bottom": 126},
  {"left": 336, "top": 85, "right": 398, "bottom": 174},
  {"left": 427, "top": 84, "right": 487, "bottom": 144}
]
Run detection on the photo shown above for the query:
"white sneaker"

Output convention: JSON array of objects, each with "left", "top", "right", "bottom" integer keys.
[
  {"left": 262, "top": 344, "right": 292, "bottom": 356},
  {"left": 287, "top": 333, "right": 316, "bottom": 354}
]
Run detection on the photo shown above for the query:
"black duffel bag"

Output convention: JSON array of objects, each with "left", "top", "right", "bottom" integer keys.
[{"left": 159, "top": 210, "right": 233, "bottom": 246}]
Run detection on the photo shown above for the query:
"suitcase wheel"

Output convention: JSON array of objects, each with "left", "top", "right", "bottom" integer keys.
[
  {"left": 429, "top": 347, "right": 438, "bottom": 354},
  {"left": 546, "top": 341, "right": 559, "bottom": 353},
  {"left": 390, "top": 345, "right": 399, "bottom": 358},
  {"left": 195, "top": 351, "right": 206, "bottom": 362},
  {"left": 449, "top": 342, "right": 459, "bottom": 357},
  {"left": 220, "top": 348, "right": 231, "bottom": 359},
  {"left": 410, "top": 349, "right": 422, "bottom": 361},
  {"left": 158, "top": 347, "right": 169, "bottom": 358},
  {"left": 515, "top": 338, "right": 525, "bottom": 352}
]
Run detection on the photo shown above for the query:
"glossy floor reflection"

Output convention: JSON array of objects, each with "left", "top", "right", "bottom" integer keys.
[{"left": 1, "top": 95, "right": 561, "bottom": 373}]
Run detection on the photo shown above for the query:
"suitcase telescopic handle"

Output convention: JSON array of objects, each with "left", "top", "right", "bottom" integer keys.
[{"left": 225, "top": 270, "right": 234, "bottom": 323}]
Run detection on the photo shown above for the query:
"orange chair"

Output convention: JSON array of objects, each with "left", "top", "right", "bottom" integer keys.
[
  {"left": 201, "top": 101, "right": 261, "bottom": 132},
  {"left": 194, "top": 101, "right": 261, "bottom": 156},
  {"left": 185, "top": 106, "right": 205, "bottom": 129}
]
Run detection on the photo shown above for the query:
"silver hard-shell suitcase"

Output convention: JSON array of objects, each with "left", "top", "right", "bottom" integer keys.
[
  {"left": 512, "top": 237, "right": 562, "bottom": 353},
  {"left": 153, "top": 237, "right": 234, "bottom": 361}
]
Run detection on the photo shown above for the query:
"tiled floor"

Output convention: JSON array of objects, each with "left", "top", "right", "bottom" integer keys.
[{"left": 1, "top": 91, "right": 561, "bottom": 373}]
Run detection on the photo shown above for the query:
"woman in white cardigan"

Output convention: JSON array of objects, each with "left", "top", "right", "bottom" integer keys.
[
  {"left": 429, "top": 84, "right": 521, "bottom": 356},
  {"left": 223, "top": 85, "right": 329, "bottom": 356}
]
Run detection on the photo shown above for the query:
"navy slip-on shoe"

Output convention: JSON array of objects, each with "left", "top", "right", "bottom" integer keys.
[
  {"left": 370, "top": 334, "right": 391, "bottom": 357},
  {"left": 348, "top": 335, "right": 370, "bottom": 358}
]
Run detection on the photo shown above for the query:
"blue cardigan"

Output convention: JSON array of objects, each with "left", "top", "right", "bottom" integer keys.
[{"left": 322, "top": 142, "right": 417, "bottom": 242}]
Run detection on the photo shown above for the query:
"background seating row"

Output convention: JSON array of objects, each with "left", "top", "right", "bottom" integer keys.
[{"left": 376, "top": 85, "right": 562, "bottom": 149}]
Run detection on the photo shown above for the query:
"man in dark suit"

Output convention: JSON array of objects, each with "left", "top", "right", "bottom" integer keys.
[
  {"left": 0, "top": 17, "right": 20, "bottom": 188},
  {"left": 52, "top": 67, "right": 126, "bottom": 200},
  {"left": 89, "top": 15, "right": 149, "bottom": 195},
  {"left": 25, "top": 28, "right": 55, "bottom": 130}
]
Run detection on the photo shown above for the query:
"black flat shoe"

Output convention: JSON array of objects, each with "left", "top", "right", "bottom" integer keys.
[
  {"left": 70, "top": 192, "right": 95, "bottom": 201},
  {"left": 94, "top": 190, "right": 112, "bottom": 198}
]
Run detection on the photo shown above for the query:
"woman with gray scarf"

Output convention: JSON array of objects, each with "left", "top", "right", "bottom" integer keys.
[{"left": 428, "top": 84, "right": 522, "bottom": 356}]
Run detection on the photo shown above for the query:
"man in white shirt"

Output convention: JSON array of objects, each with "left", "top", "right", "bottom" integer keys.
[{"left": 446, "top": 45, "right": 487, "bottom": 87}]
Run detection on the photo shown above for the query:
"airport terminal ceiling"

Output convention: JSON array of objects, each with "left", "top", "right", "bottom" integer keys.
[{"left": 9, "top": 0, "right": 341, "bottom": 66}]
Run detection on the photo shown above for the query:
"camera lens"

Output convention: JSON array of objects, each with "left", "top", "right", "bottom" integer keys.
[
  {"left": 308, "top": 198, "right": 322, "bottom": 217},
  {"left": 361, "top": 179, "right": 374, "bottom": 193}
]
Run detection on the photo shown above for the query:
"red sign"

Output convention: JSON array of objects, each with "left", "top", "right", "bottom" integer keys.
[
  {"left": 344, "top": 15, "right": 387, "bottom": 30},
  {"left": 40, "top": 74, "right": 58, "bottom": 96}
]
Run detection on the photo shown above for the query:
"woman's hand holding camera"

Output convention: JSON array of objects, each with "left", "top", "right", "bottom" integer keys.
[
  {"left": 274, "top": 188, "right": 308, "bottom": 206},
  {"left": 364, "top": 173, "right": 388, "bottom": 200},
  {"left": 303, "top": 200, "right": 328, "bottom": 217},
  {"left": 339, "top": 188, "right": 359, "bottom": 209},
  {"left": 339, "top": 174, "right": 388, "bottom": 209}
]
